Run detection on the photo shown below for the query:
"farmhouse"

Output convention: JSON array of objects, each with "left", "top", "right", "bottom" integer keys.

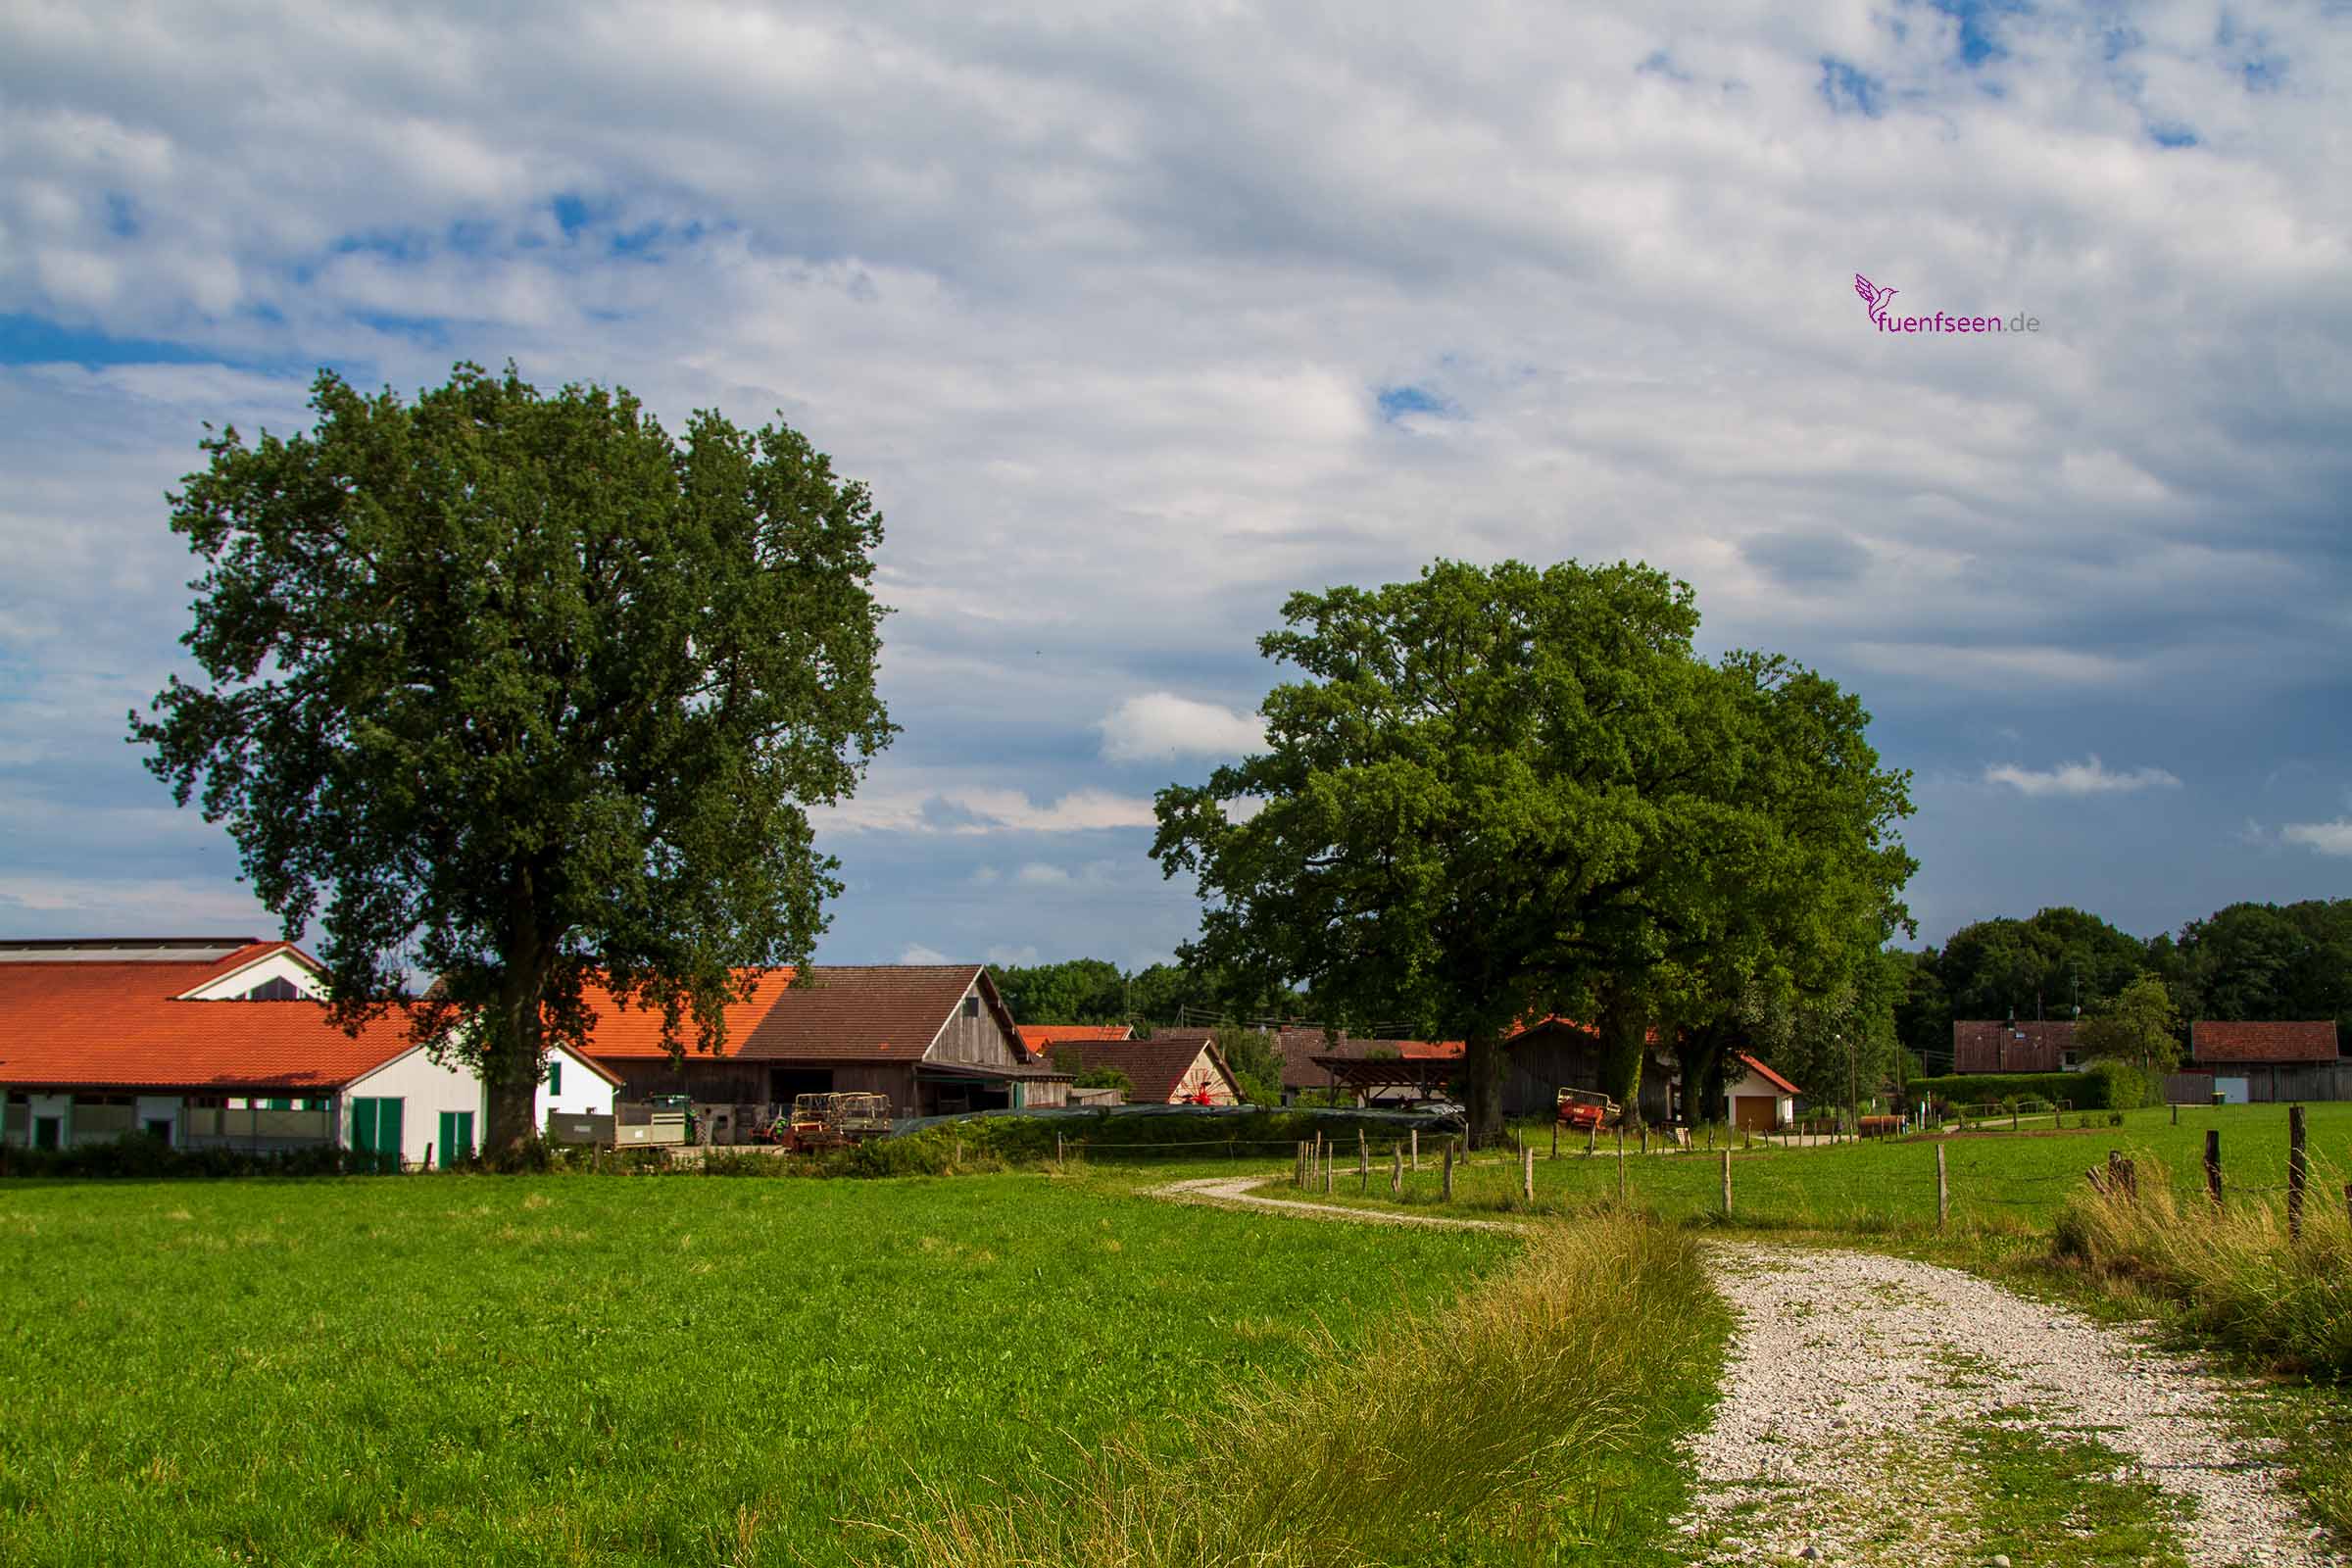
[
  {"left": 1724, "top": 1054, "right": 1800, "bottom": 1131},
  {"left": 0, "top": 937, "right": 612, "bottom": 1165},
  {"left": 1059, "top": 1029, "right": 1246, "bottom": 1104},
  {"left": 579, "top": 964, "right": 1070, "bottom": 1133},
  {"left": 2184, "top": 1020, "right": 2342, "bottom": 1104},
  {"left": 1952, "top": 1019, "right": 2080, "bottom": 1074}
]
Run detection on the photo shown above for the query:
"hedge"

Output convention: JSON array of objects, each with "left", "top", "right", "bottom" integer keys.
[{"left": 1913, "top": 1063, "right": 2147, "bottom": 1112}]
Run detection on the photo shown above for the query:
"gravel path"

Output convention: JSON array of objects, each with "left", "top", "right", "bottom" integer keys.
[
  {"left": 1146, "top": 1175, "right": 1516, "bottom": 1231},
  {"left": 1676, "top": 1244, "right": 2344, "bottom": 1567}
]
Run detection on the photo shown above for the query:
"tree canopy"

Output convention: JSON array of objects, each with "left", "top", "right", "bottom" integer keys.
[
  {"left": 2077, "top": 973, "right": 2183, "bottom": 1080},
  {"left": 1150, "top": 558, "right": 1914, "bottom": 1141},
  {"left": 132, "top": 364, "right": 895, "bottom": 1159}
]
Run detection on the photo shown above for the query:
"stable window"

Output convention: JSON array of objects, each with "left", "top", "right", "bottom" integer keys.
[
  {"left": 547, "top": 1060, "right": 563, "bottom": 1097},
  {"left": 962, "top": 996, "right": 979, "bottom": 1018},
  {"left": 33, "top": 1116, "right": 62, "bottom": 1151},
  {"left": 143, "top": 1119, "right": 173, "bottom": 1142}
]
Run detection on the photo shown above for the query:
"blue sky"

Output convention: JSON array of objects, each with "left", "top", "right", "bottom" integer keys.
[{"left": 1, "top": 0, "right": 2346, "bottom": 970}]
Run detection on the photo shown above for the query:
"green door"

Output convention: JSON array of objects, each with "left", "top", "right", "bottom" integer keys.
[
  {"left": 32, "top": 1116, "right": 61, "bottom": 1151},
  {"left": 351, "top": 1097, "right": 405, "bottom": 1173},
  {"left": 437, "top": 1110, "right": 474, "bottom": 1166}
]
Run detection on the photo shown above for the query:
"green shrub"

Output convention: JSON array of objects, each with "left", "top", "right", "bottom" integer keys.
[{"left": 1916, "top": 1071, "right": 2120, "bottom": 1111}]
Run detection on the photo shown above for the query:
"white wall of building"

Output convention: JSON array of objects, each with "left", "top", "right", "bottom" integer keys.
[
  {"left": 342, "top": 1046, "right": 486, "bottom": 1168},
  {"left": 536, "top": 1045, "right": 616, "bottom": 1121}
]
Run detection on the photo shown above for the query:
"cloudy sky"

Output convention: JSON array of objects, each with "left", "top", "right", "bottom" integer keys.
[{"left": 2, "top": 0, "right": 2346, "bottom": 972}]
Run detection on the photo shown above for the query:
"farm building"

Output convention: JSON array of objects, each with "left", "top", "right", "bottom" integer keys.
[
  {"left": 1724, "top": 1054, "right": 1800, "bottom": 1131},
  {"left": 0, "top": 936, "right": 612, "bottom": 1164},
  {"left": 1952, "top": 1019, "right": 2080, "bottom": 1074},
  {"left": 2180, "top": 1020, "right": 2344, "bottom": 1104},
  {"left": 1058, "top": 1030, "right": 1246, "bottom": 1104},
  {"left": 579, "top": 964, "right": 1070, "bottom": 1135},
  {"left": 1268, "top": 1029, "right": 1462, "bottom": 1103},
  {"left": 1497, "top": 1017, "right": 1677, "bottom": 1125}
]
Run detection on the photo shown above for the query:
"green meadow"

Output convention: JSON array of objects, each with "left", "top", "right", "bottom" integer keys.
[
  {"left": 0, "top": 1172, "right": 1516, "bottom": 1566},
  {"left": 1318, "top": 1103, "right": 2352, "bottom": 1230}
]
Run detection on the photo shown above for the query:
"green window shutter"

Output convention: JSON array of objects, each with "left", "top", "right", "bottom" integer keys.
[
  {"left": 548, "top": 1060, "right": 562, "bottom": 1097},
  {"left": 378, "top": 1100, "right": 403, "bottom": 1172},
  {"left": 458, "top": 1110, "right": 474, "bottom": 1162},
  {"left": 352, "top": 1098, "right": 376, "bottom": 1154}
]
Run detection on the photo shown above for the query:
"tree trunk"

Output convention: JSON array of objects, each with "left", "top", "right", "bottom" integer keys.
[
  {"left": 1598, "top": 984, "right": 1647, "bottom": 1130},
  {"left": 1460, "top": 1029, "right": 1505, "bottom": 1148},
  {"left": 481, "top": 881, "right": 551, "bottom": 1168}
]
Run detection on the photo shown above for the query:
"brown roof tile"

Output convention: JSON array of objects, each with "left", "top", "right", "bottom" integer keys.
[
  {"left": 2190, "top": 1020, "right": 2339, "bottom": 1064},
  {"left": 581, "top": 965, "right": 1013, "bottom": 1063},
  {"left": 1066, "top": 1038, "right": 1242, "bottom": 1104}
]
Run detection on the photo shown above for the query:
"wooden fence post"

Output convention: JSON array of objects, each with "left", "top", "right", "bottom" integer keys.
[
  {"left": 1323, "top": 1150, "right": 1333, "bottom": 1195},
  {"left": 1442, "top": 1139, "right": 1454, "bottom": 1202},
  {"left": 1721, "top": 1149, "right": 1732, "bottom": 1216},
  {"left": 2206, "top": 1128, "right": 2223, "bottom": 1209},
  {"left": 1392, "top": 1144, "right": 1402, "bottom": 1196},
  {"left": 1551, "top": 1120, "right": 1558, "bottom": 1160},
  {"left": 1523, "top": 1145, "right": 1535, "bottom": 1204},
  {"left": 2288, "top": 1104, "right": 2307, "bottom": 1243},
  {"left": 1056, "top": 1133, "right": 1064, "bottom": 1167},
  {"left": 2171, "top": 1102, "right": 2180, "bottom": 1127},
  {"left": 1410, "top": 1129, "right": 1418, "bottom": 1171},
  {"left": 1639, "top": 1123, "right": 1648, "bottom": 1155},
  {"left": 1616, "top": 1125, "right": 1627, "bottom": 1205},
  {"left": 1936, "top": 1143, "right": 1948, "bottom": 1232},
  {"left": 1357, "top": 1128, "right": 1368, "bottom": 1178},
  {"left": 1586, "top": 1124, "right": 1595, "bottom": 1155}
]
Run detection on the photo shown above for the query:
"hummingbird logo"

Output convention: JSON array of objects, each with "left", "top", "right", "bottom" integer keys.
[{"left": 1854, "top": 273, "right": 1898, "bottom": 325}]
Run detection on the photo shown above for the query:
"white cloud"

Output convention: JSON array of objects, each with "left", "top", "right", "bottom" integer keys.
[
  {"left": 984, "top": 943, "right": 1038, "bottom": 966},
  {"left": 1099, "top": 693, "right": 1267, "bottom": 763},
  {"left": 1984, "top": 757, "right": 2183, "bottom": 798},
  {"left": 897, "top": 942, "right": 952, "bottom": 964},
  {"left": 817, "top": 787, "right": 1157, "bottom": 835},
  {"left": 1013, "top": 863, "right": 1071, "bottom": 886},
  {"left": 2281, "top": 819, "right": 2352, "bottom": 857}
]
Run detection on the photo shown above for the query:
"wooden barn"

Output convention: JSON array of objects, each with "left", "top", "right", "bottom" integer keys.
[
  {"left": 1497, "top": 1017, "right": 1676, "bottom": 1125},
  {"left": 579, "top": 964, "right": 1070, "bottom": 1137},
  {"left": 1058, "top": 1030, "right": 1246, "bottom": 1105}
]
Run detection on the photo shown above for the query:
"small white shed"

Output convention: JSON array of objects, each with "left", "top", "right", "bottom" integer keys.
[{"left": 1724, "top": 1054, "right": 1800, "bottom": 1132}]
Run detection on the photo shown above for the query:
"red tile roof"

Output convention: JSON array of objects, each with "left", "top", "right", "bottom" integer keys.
[
  {"left": 1269, "top": 1029, "right": 1464, "bottom": 1091},
  {"left": 1017, "top": 1023, "right": 1134, "bottom": 1056},
  {"left": 1066, "top": 1037, "right": 1243, "bottom": 1104},
  {"left": 2190, "top": 1020, "right": 2339, "bottom": 1065},
  {"left": 1735, "top": 1054, "right": 1801, "bottom": 1096},
  {"left": 0, "top": 955, "right": 414, "bottom": 1092},
  {"left": 578, "top": 965, "right": 1010, "bottom": 1063}
]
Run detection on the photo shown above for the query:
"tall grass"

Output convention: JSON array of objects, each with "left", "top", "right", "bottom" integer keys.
[
  {"left": 2051, "top": 1152, "right": 2352, "bottom": 1378},
  {"left": 858, "top": 1214, "right": 1722, "bottom": 1567}
]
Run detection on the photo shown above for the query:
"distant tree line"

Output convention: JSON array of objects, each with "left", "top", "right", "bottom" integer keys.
[{"left": 1890, "top": 900, "right": 2352, "bottom": 1068}]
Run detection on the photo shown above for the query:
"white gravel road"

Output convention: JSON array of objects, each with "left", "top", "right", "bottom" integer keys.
[
  {"left": 1146, "top": 1175, "right": 1516, "bottom": 1231},
  {"left": 1676, "top": 1244, "right": 2345, "bottom": 1567}
]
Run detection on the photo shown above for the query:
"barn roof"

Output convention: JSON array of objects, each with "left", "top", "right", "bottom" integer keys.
[
  {"left": 1734, "top": 1054, "right": 1801, "bottom": 1096},
  {"left": 578, "top": 965, "right": 1017, "bottom": 1063},
  {"left": 1064, "top": 1037, "right": 1243, "bottom": 1104},
  {"left": 0, "top": 950, "right": 412, "bottom": 1092},
  {"left": 1017, "top": 1023, "right": 1135, "bottom": 1056},
  {"left": 2190, "top": 1020, "right": 2339, "bottom": 1064}
]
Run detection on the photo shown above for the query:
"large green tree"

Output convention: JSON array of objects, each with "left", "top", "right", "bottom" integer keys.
[
  {"left": 2077, "top": 973, "right": 2183, "bottom": 1078},
  {"left": 1150, "top": 559, "right": 1913, "bottom": 1143},
  {"left": 133, "top": 365, "right": 895, "bottom": 1161}
]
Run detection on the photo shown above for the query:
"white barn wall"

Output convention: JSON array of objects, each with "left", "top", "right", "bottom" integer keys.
[
  {"left": 342, "top": 1046, "right": 484, "bottom": 1167},
  {"left": 535, "top": 1045, "right": 616, "bottom": 1121}
]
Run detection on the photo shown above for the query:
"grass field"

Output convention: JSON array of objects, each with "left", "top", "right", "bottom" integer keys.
[
  {"left": 0, "top": 1171, "right": 1521, "bottom": 1566},
  {"left": 1305, "top": 1103, "right": 2352, "bottom": 1230}
]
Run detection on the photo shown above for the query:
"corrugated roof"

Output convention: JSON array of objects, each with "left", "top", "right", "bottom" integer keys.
[
  {"left": 579, "top": 965, "right": 1006, "bottom": 1063},
  {"left": 2191, "top": 1020, "right": 2339, "bottom": 1064},
  {"left": 0, "top": 955, "right": 414, "bottom": 1091}
]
